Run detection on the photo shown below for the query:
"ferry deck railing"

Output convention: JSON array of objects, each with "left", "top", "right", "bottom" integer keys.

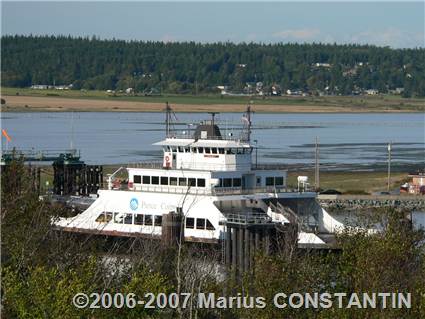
[
  {"left": 220, "top": 212, "right": 273, "bottom": 225},
  {"left": 127, "top": 161, "right": 289, "bottom": 171},
  {"left": 111, "top": 184, "right": 314, "bottom": 196}
]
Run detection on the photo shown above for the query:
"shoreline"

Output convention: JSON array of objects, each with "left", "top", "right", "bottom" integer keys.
[{"left": 2, "top": 95, "right": 424, "bottom": 113}]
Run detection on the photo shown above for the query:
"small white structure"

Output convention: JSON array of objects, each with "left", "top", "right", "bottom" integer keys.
[{"left": 297, "top": 176, "right": 309, "bottom": 192}]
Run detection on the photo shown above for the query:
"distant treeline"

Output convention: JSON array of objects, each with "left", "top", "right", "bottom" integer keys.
[{"left": 1, "top": 35, "right": 425, "bottom": 97}]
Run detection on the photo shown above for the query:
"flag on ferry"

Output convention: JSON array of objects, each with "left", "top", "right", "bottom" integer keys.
[{"left": 2, "top": 129, "right": 11, "bottom": 142}]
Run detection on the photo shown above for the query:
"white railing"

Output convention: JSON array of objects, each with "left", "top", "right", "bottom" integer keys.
[{"left": 112, "top": 184, "right": 299, "bottom": 196}]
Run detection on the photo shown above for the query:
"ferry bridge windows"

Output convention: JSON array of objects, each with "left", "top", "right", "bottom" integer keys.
[
  {"left": 140, "top": 175, "right": 206, "bottom": 188},
  {"left": 151, "top": 176, "right": 159, "bottom": 185},
  {"left": 212, "top": 148, "right": 217, "bottom": 154},
  {"left": 179, "top": 177, "right": 187, "bottom": 186},
  {"left": 134, "top": 175, "right": 142, "bottom": 184},
  {"left": 198, "top": 147, "right": 204, "bottom": 153},
  {"left": 266, "top": 177, "right": 274, "bottom": 186},
  {"left": 188, "top": 178, "right": 196, "bottom": 187},
  {"left": 197, "top": 178, "right": 206, "bottom": 187},
  {"left": 161, "top": 176, "right": 168, "bottom": 185},
  {"left": 223, "top": 178, "right": 232, "bottom": 187},
  {"left": 275, "top": 177, "right": 284, "bottom": 186},
  {"left": 178, "top": 146, "right": 183, "bottom": 153},
  {"left": 205, "top": 148, "right": 211, "bottom": 154},
  {"left": 265, "top": 176, "right": 285, "bottom": 186},
  {"left": 142, "top": 175, "right": 150, "bottom": 184},
  {"left": 185, "top": 147, "right": 190, "bottom": 153},
  {"left": 218, "top": 148, "right": 225, "bottom": 154},
  {"left": 232, "top": 178, "right": 242, "bottom": 187}
]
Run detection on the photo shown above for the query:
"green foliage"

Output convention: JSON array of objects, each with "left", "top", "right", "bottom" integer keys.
[
  {"left": 235, "top": 208, "right": 425, "bottom": 318},
  {"left": 2, "top": 159, "right": 425, "bottom": 318},
  {"left": 1, "top": 35, "right": 424, "bottom": 96},
  {"left": 1, "top": 160, "right": 172, "bottom": 318}
]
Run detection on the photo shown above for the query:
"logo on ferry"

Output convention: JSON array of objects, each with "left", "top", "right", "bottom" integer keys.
[{"left": 129, "top": 198, "right": 138, "bottom": 210}]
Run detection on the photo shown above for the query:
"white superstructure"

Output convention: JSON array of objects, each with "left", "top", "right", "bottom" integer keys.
[{"left": 55, "top": 106, "right": 319, "bottom": 243}]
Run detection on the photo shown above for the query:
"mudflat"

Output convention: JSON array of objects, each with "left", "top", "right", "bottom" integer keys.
[{"left": 1, "top": 95, "right": 421, "bottom": 113}]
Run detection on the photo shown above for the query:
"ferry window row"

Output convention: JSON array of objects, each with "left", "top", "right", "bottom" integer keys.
[
  {"left": 165, "top": 146, "right": 252, "bottom": 155},
  {"left": 94, "top": 212, "right": 215, "bottom": 231},
  {"left": 133, "top": 175, "right": 206, "bottom": 188},
  {"left": 265, "top": 176, "right": 284, "bottom": 186},
  {"left": 217, "top": 178, "right": 242, "bottom": 188},
  {"left": 185, "top": 217, "right": 215, "bottom": 230},
  {"left": 96, "top": 212, "right": 162, "bottom": 226}
]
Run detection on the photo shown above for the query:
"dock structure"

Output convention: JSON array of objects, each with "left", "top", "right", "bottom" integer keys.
[
  {"left": 53, "top": 153, "right": 102, "bottom": 196},
  {"left": 1, "top": 149, "right": 103, "bottom": 196},
  {"left": 221, "top": 212, "right": 296, "bottom": 275}
]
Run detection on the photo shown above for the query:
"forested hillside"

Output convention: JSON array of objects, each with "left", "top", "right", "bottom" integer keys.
[{"left": 2, "top": 35, "right": 424, "bottom": 97}]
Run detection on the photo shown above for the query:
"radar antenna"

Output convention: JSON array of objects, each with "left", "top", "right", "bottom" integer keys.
[
  {"left": 208, "top": 112, "right": 219, "bottom": 137},
  {"left": 164, "top": 102, "right": 174, "bottom": 137}
]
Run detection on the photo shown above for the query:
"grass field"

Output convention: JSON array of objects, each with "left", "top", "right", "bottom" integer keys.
[
  {"left": 287, "top": 170, "right": 408, "bottom": 194},
  {"left": 2, "top": 87, "right": 424, "bottom": 112}
]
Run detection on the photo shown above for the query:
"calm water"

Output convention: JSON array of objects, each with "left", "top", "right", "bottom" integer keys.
[{"left": 1, "top": 112, "right": 424, "bottom": 170}]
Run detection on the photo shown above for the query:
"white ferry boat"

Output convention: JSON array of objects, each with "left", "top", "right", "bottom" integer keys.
[{"left": 55, "top": 105, "right": 326, "bottom": 246}]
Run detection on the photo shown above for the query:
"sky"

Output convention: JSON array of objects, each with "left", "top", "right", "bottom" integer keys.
[{"left": 1, "top": 1, "right": 424, "bottom": 48}]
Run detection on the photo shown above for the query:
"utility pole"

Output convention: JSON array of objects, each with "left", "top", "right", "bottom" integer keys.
[
  {"left": 387, "top": 142, "right": 392, "bottom": 192},
  {"left": 254, "top": 139, "right": 258, "bottom": 169},
  {"left": 315, "top": 137, "right": 320, "bottom": 191}
]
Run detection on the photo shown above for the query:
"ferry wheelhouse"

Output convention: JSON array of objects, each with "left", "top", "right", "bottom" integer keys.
[{"left": 55, "top": 105, "right": 320, "bottom": 244}]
